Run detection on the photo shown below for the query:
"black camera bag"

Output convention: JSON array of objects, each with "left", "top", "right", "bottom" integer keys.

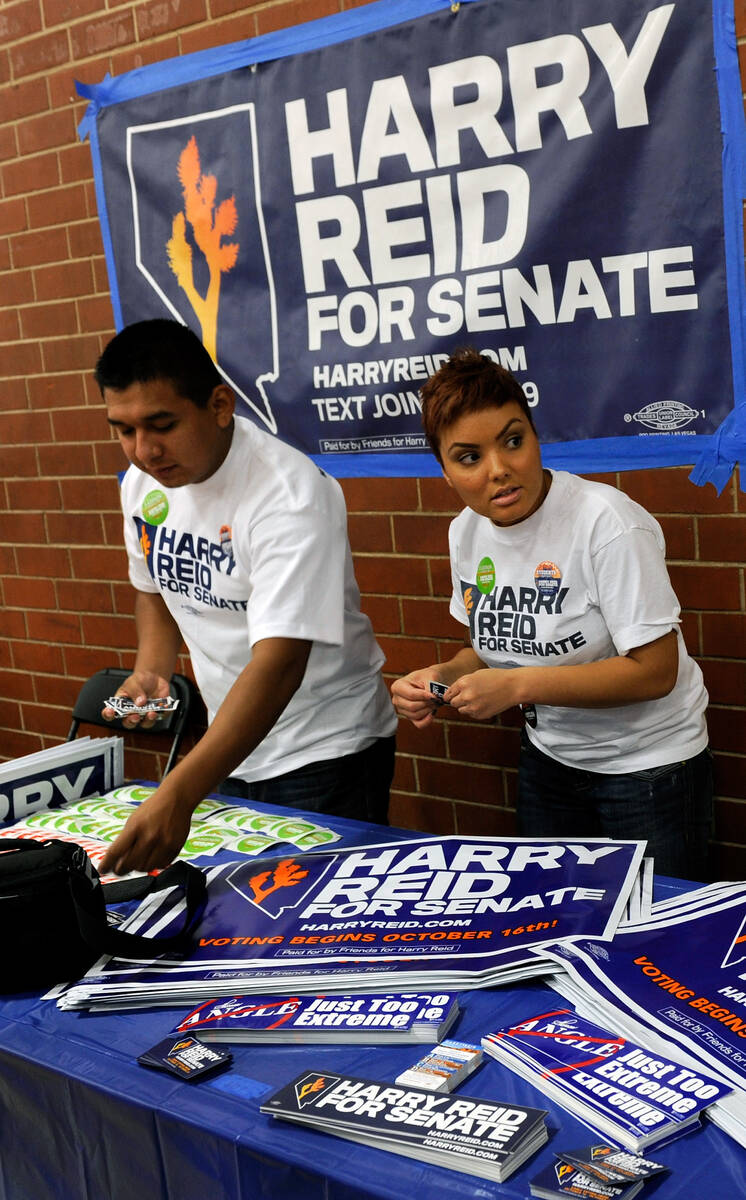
[{"left": 0, "top": 838, "right": 206, "bottom": 994}]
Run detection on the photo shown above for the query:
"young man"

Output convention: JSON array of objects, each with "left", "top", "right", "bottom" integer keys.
[{"left": 96, "top": 319, "right": 396, "bottom": 875}]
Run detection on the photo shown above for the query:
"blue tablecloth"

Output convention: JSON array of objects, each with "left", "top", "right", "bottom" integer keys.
[{"left": 0, "top": 800, "right": 740, "bottom": 1200}]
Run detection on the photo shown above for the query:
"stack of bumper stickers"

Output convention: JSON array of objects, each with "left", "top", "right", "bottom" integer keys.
[
  {"left": 543, "top": 881, "right": 746, "bottom": 1148},
  {"left": 481, "top": 1007, "right": 729, "bottom": 1150},
  {"left": 172, "top": 991, "right": 460, "bottom": 1044},
  {"left": 395, "top": 1039, "right": 483, "bottom": 1092},
  {"left": 260, "top": 1070, "right": 548, "bottom": 1184},
  {"left": 0, "top": 783, "right": 340, "bottom": 883},
  {"left": 137, "top": 1034, "right": 232, "bottom": 1082},
  {"left": 529, "top": 1144, "right": 668, "bottom": 1200},
  {"left": 56, "top": 835, "right": 645, "bottom": 1011}
]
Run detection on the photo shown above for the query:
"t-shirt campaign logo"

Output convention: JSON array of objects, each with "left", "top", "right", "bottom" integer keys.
[
  {"left": 135, "top": 516, "right": 157, "bottom": 576},
  {"left": 133, "top": 516, "right": 244, "bottom": 611},
  {"left": 125, "top": 104, "right": 278, "bottom": 433},
  {"left": 459, "top": 571, "right": 582, "bottom": 661}
]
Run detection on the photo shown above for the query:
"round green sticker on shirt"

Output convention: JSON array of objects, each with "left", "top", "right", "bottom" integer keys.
[
  {"left": 142, "top": 489, "right": 169, "bottom": 525},
  {"left": 476, "top": 556, "right": 495, "bottom": 594}
]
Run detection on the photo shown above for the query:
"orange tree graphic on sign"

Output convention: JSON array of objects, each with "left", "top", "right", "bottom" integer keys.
[
  {"left": 248, "top": 858, "right": 309, "bottom": 905},
  {"left": 166, "top": 135, "right": 239, "bottom": 361},
  {"left": 298, "top": 1077, "right": 329, "bottom": 1102}
]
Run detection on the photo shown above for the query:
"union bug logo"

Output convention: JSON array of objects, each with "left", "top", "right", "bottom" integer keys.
[{"left": 625, "top": 401, "right": 702, "bottom": 431}]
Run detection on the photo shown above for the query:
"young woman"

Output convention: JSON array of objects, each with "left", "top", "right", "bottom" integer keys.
[{"left": 392, "top": 349, "right": 712, "bottom": 880}]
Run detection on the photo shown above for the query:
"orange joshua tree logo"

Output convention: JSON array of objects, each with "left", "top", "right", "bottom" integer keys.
[
  {"left": 297, "top": 1076, "right": 330, "bottom": 1103},
  {"left": 166, "top": 135, "right": 239, "bottom": 361},
  {"left": 248, "top": 858, "right": 309, "bottom": 905}
]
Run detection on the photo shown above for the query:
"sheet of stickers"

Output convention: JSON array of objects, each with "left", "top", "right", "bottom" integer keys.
[{"left": 0, "top": 783, "right": 340, "bottom": 883}]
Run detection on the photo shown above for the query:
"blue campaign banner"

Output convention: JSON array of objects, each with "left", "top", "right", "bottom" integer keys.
[{"left": 78, "top": 0, "right": 746, "bottom": 485}]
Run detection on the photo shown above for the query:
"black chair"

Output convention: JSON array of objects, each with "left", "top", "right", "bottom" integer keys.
[{"left": 66, "top": 667, "right": 199, "bottom": 776}]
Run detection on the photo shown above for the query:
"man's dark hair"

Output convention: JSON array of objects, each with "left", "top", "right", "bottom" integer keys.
[
  {"left": 94, "top": 319, "right": 222, "bottom": 408},
  {"left": 420, "top": 347, "right": 536, "bottom": 461}
]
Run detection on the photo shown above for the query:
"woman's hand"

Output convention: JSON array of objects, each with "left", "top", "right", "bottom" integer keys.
[
  {"left": 446, "top": 631, "right": 679, "bottom": 721},
  {"left": 446, "top": 669, "right": 519, "bottom": 721},
  {"left": 392, "top": 648, "right": 487, "bottom": 727},
  {"left": 391, "top": 668, "right": 444, "bottom": 728}
]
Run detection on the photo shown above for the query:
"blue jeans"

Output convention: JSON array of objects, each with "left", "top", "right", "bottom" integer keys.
[
  {"left": 218, "top": 735, "right": 396, "bottom": 826},
  {"left": 517, "top": 731, "right": 713, "bottom": 881}
]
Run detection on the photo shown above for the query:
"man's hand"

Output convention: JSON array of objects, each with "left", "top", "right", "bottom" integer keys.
[
  {"left": 99, "top": 637, "right": 313, "bottom": 875},
  {"left": 102, "top": 670, "right": 171, "bottom": 729},
  {"left": 99, "top": 786, "right": 192, "bottom": 875}
]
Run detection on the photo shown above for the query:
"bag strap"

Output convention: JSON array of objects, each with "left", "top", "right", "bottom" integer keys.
[
  {"left": 69, "top": 861, "right": 207, "bottom": 960},
  {"left": 101, "top": 873, "right": 173, "bottom": 904},
  {"left": 0, "top": 838, "right": 77, "bottom": 880}
]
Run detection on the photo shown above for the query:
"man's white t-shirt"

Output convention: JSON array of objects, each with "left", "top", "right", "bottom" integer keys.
[
  {"left": 121, "top": 416, "right": 396, "bottom": 781},
  {"left": 448, "top": 471, "right": 708, "bottom": 773}
]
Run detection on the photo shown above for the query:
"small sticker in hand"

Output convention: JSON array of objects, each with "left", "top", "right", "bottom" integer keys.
[{"left": 107, "top": 696, "right": 180, "bottom": 716}]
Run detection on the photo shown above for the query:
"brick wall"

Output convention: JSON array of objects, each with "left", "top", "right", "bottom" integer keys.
[{"left": 1, "top": 0, "right": 744, "bottom": 877}]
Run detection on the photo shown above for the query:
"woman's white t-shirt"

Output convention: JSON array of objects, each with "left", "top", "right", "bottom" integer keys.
[{"left": 448, "top": 471, "right": 708, "bottom": 773}]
